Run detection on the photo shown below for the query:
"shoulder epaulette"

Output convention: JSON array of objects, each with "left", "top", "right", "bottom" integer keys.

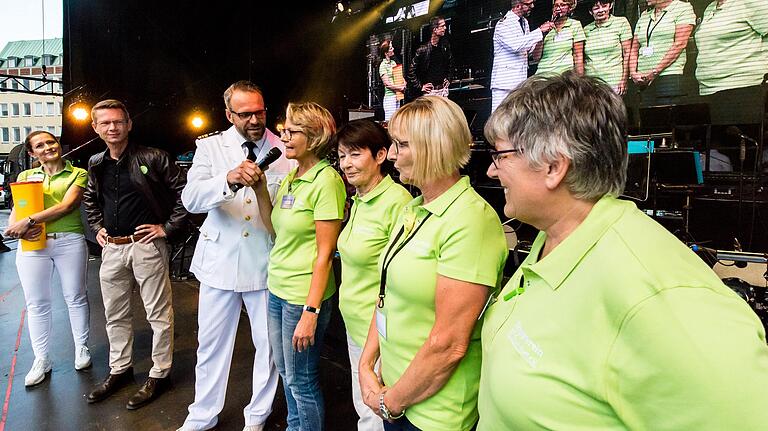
[{"left": 197, "top": 131, "right": 222, "bottom": 139}]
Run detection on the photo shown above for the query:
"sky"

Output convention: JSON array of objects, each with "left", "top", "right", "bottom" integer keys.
[{"left": 0, "top": 0, "right": 63, "bottom": 51}]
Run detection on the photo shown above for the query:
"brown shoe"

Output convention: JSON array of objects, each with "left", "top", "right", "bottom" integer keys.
[
  {"left": 86, "top": 367, "right": 134, "bottom": 404},
  {"left": 126, "top": 377, "right": 169, "bottom": 410}
]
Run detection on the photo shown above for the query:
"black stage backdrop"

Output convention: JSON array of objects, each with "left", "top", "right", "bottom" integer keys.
[{"left": 61, "top": 0, "right": 368, "bottom": 160}]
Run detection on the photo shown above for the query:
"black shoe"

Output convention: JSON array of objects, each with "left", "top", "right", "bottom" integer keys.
[
  {"left": 125, "top": 376, "right": 169, "bottom": 410},
  {"left": 86, "top": 367, "right": 134, "bottom": 404}
]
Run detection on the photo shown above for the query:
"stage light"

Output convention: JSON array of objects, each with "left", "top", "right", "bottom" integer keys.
[
  {"left": 69, "top": 101, "right": 90, "bottom": 122},
  {"left": 337, "top": 1, "right": 345, "bottom": 12},
  {"left": 190, "top": 114, "right": 205, "bottom": 129}
]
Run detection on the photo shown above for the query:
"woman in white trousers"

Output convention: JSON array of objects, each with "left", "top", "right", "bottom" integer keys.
[{"left": 5, "top": 131, "right": 90, "bottom": 387}]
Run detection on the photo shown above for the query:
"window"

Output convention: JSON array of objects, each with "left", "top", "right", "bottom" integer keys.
[
  {"left": 24, "top": 57, "right": 34, "bottom": 66},
  {"left": 1, "top": 128, "right": 8, "bottom": 142},
  {"left": 11, "top": 103, "right": 19, "bottom": 116},
  {"left": 22, "top": 79, "right": 29, "bottom": 89},
  {"left": 23, "top": 103, "right": 31, "bottom": 116},
  {"left": 47, "top": 126, "right": 55, "bottom": 134},
  {"left": 0, "top": 103, "right": 7, "bottom": 116},
  {"left": 7, "top": 58, "right": 17, "bottom": 67},
  {"left": 35, "top": 126, "right": 43, "bottom": 130},
  {"left": 12, "top": 127, "right": 21, "bottom": 143},
  {"left": 46, "top": 102, "right": 55, "bottom": 115},
  {"left": 34, "top": 102, "right": 43, "bottom": 115},
  {"left": 24, "top": 127, "right": 32, "bottom": 137},
  {"left": 42, "top": 55, "right": 54, "bottom": 66},
  {"left": 11, "top": 80, "right": 18, "bottom": 89}
]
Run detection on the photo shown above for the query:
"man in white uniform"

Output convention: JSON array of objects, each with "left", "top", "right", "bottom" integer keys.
[
  {"left": 178, "top": 81, "right": 294, "bottom": 431},
  {"left": 490, "top": 0, "right": 554, "bottom": 113}
]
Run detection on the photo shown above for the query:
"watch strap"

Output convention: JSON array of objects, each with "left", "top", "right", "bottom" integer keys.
[{"left": 303, "top": 305, "right": 320, "bottom": 314}]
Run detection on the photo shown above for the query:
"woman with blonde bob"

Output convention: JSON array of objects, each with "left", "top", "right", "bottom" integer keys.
[
  {"left": 358, "top": 96, "right": 507, "bottom": 431},
  {"left": 253, "top": 102, "right": 346, "bottom": 430}
]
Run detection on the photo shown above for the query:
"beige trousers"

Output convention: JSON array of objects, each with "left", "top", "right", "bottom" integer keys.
[{"left": 99, "top": 239, "right": 174, "bottom": 378}]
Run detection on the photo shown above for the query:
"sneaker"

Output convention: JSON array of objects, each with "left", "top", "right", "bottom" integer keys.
[
  {"left": 75, "top": 345, "right": 92, "bottom": 370},
  {"left": 24, "top": 357, "right": 52, "bottom": 386}
]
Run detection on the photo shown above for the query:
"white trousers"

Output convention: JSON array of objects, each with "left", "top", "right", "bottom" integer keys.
[
  {"left": 491, "top": 88, "right": 512, "bottom": 115},
  {"left": 15, "top": 233, "right": 89, "bottom": 359},
  {"left": 383, "top": 94, "right": 399, "bottom": 121},
  {"left": 347, "top": 334, "right": 384, "bottom": 431},
  {"left": 183, "top": 285, "right": 278, "bottom": 430}
]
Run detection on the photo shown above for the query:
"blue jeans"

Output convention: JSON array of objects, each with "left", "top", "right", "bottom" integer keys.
[
  {"left": 268, "top": 293, "right": 332, "bottom": 431},
  {"left": 383, "top": 415, "right": 422, "bottom": 431}
]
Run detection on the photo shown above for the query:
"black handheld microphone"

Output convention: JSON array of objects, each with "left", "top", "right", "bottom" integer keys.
[{"left": 231, "top": 147, "right": 283, "bottom": 192}]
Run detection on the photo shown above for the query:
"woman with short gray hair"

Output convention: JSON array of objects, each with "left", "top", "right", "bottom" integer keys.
[{"left": 477, "top": 71, "right": 768, "bottom": 430}]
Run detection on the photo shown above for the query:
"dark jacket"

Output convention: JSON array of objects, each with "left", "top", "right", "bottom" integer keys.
[
  {"left": 405, "top": 38, "right": 454, "bottom": 102},
  {"left": 83, "top": 143, "right": 188, "bottom": 241}
]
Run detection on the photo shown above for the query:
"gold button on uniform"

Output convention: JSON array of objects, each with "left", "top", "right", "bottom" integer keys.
[
  {"left": 245, "top": 198, "right": 252, "bottom": 204},
  {"left": 245, "top": 215, "right": 251, "bottom": 221},
  {"left": 243, "top": 232, "right": 250, "bottom": 237}
]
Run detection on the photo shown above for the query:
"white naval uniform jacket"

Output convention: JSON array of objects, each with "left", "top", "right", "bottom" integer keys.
[
  {"left": 491, "top": 10, "right": 545, "bottom": 91},
  {"left": 182, "top": 126, "right": 295, "bottom": 292}
]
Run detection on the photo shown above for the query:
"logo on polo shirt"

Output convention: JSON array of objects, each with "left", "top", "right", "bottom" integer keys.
[{"left": 507, "top": 321, "right": 543, "bottom": 368}]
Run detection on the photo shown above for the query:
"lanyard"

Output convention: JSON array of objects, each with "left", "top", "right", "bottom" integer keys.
[
  {"left": 377, "top": 212, "right": 433, "bottom": 308},
  {"left": 646, "top": 9, "right": 668, "bottom": 45}
]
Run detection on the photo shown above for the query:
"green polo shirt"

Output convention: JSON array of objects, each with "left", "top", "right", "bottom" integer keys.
[
  {"left": 16, "top": 160, "right": 87, "bottom": 234},
  {"left": 477, "top": 195, "right": 768, "bottom": 431},
  {"left": 268, "top": 159, "right": 346, "bottom": 305},
  {"left": 337, "top": 175, "right": 411, "bottom": 347},
  {"left": 634, "top": 0, "right": 695, "bottom": 76},
  {"left": 695, "top": 0, "right": 768, "bottom": 95},
  {"left": 536, "top": 18, "right": 586, "bottom": 76},
  {"left": 585, "top": 15, "right": 633, "bottom": 88},
  {"left": 379, "top": 58, "right": 396, "bottom": 97},
  {"left": 378, "top": 176, "right": 507, "bottom": 431}
]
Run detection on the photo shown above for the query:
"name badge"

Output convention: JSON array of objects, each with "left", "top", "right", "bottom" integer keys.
[
  {"left": 376, "top": 309, "right": 387, "bottom": 340},
  {"left": 640, "top": 45, "right": 654, "bottom": 57},
  {"left": 281, "top": 194, "right": 295, "bottom": 209}
]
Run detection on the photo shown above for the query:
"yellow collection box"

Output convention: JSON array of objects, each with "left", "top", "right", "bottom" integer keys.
[{"left": 10, "top": 181, "right": 46, "bottom": 251}]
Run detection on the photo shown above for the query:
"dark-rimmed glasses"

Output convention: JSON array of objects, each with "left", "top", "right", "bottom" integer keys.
[
  {"left": 229, "top": 109, "right": 267, "bottom": 121},
  {"left": 280, "top": 128, "right": 305, "bottom": 140},
  {"left": 391, "top": 139, "right": 409, "bottom": 155},
  {"left": 489, "top": 148, "right": 524, "bottom": 168}
]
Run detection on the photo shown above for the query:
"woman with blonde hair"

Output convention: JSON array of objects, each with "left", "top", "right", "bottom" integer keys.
[
  {"left": 534, "top": 0, "right": 586, "bottom": 76},
  {"left": 358, "top": 96, "right": 507, "bottom": 431},
  {"left": 253, "top": 102, "right": 346, "bottom": 430}
]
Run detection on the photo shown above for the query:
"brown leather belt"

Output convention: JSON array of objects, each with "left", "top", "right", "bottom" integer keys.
[{"left": 106, "top": 233, "right": 147, "bottom": 245}]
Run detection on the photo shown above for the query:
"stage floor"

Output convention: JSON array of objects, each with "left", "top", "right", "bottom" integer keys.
[{"left": 0, "top": 209, "right": 358, "bottom": 431}]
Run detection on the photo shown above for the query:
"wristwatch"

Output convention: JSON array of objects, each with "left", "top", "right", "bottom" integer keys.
[
  {"left": 379, "top": 392, "right": 405, "bottom": 421},
  {"left": 302, "top": 305, "right": 320, "bottom": 314},
  {"left": 27, "top": 217, "right": 37, "bottom": 227}
]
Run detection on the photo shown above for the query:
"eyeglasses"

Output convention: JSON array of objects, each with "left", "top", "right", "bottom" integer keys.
[
  {"left": 489, "top": 148, "right": 524, "bottom": 168},
  {"left": 280, "top": 128, "right": 305, "bottom": 140},
  {"left": 229, "top": 108, "right": 267, "bottom": 121},
  {"left": 391, "top": 139, "right": 409, "bottom": 155},
  {"left": 95, "top": 120, "right": 128, "bottom": 129}
]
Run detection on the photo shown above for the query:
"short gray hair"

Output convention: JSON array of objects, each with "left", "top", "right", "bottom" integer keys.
[
  {"left": 223, "top": 80, "right": 263, "bottom": 110},
  {"left": 485, "top": 72, "right": 627, "bottom": 200}
]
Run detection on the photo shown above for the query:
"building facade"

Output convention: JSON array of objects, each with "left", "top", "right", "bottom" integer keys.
[{"left": 0, "top": 38, "right": 64, "bottom": 156}]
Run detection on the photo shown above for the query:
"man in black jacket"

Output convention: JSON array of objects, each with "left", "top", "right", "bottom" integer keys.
[
  {"left": 406, "top": 15, "right": 454, "bottom": 102},
  {"left": 83, "top": 99, "right": 186, "bottom": 410}
]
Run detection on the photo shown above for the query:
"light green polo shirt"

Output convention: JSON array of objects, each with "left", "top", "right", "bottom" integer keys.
[
  {"left": 378, "top": 176, "right": 507, "bottom": 431},
  {"left": 477, "top": 195, "right": 768, "bottom": 431},
  {"left": 585, "top": 15, "right": 633, "bottom": 88},
  {"left": 695, "top": 0, "right": 768, "bottom": 95},
  {"left": 268, "top": 159, "right": 346, "bottom": 305},
  {"left": 635, "top": 0, "right": 695, "bottom": 76},
  {"left": 16, "top": 160, "right": 87, "bottom": 234},
  {"left": 337, "top": 175, "right": 411, "bottom": 347},
  {"left": 379, "top": 58, "right": 396, "bottom": 97},
  {"left": 536, "top": 18, "right": 586, "bottom": 76}
]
